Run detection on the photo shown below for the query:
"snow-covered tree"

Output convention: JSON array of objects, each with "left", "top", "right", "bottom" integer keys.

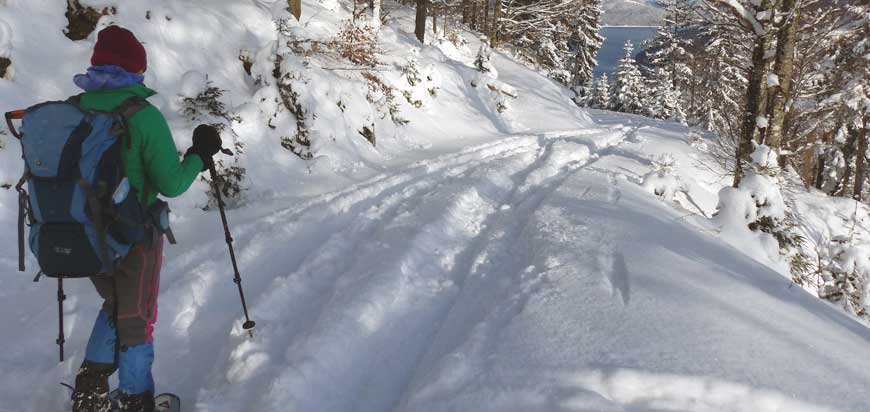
[
  {"left": 646, "top": 0, "right": 694, "bottom": 92},
  {"left": 648, "top": 68, "right": 685, "bottom": 122},
  {"left": 495, "top": 0, "right": 589, "bottom": 84},
  {"left": 701, "top": 0, "right": 777, "bottom": 185},
  {"left": 612, "top": 41, "right": 648, "bottom": 115},
  {"left": 689, "top": 17, "right": 749, "bottom": 135},
  {"left": 588, "top": 74, "right": 611, "bottom": 110},
  {"left": 568, "top": 0, "right": 603, "bottom": 86},
  {"left": 474, "top": 36, "right": 496, "bottom": 75}
]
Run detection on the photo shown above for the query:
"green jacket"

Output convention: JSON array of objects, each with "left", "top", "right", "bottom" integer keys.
[{"left": 77, "top": 84, "right": 203, "bottom": 205}]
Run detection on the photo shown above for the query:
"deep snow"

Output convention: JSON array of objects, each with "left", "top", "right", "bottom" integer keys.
[{"left": 1, "top": 1, "right": 870, "bottom": 412}]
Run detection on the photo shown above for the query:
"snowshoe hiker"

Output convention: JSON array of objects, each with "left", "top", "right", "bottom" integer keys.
[{"left": 5, "top": 25, "right": 222, "bottom": 412}]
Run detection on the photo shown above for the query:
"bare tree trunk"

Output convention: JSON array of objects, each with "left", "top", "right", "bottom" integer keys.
[
  {"left": 765, "top": 0, "right": 801, "bottom": 164},
  {"left": 815, "top": 154, "right": 826, "bottom": 190},
  {"left": 444, "top": 8, "right": 448, "bottom": 36},
  {"left": 432, "top": 3, "right": 437, "bottom": 35},
  {"left": 462, "top": 0, "right": 469, "bottom": 24},
  {"left": 371, "top": 0, "right": 381, "bottom": 31},
  {"left": 834, "top": 128, "right": 859, "bottom": 196},
  {"left": 491, "top": 0, "right": 501, "bottom": 46},
  {"left": 415, "top": 0, "right": 428, "bottom": 43},
  {"left": 854, "top": 121, "right": 868, "bottom": 201},
  {"left": 482, "top": 0, "right": 490, "bottom": 36},
  {"left": 734, "top": 2, "right": 774, "bottom": 187},
  {"left": 471, "top": 0, "right": 478, "bottom": 31},
  {"left": 288, "top": 0, "right": 302, "bottom": 20}
]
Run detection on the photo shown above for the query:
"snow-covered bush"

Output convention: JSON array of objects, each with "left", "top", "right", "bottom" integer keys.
[
  {"left": 818, "top": 235, "right": 870, "bottom": 318},
  {"left": 713, "top": 144, "right": 808, "bottom": 274},
  {"left": 361, "top": 71, "right": 408, "bottom": 126},
  {"left": 642, "top": 154, "right": 687, "bottom": 200},
  {"left": 572, "top": 78, "right": 593, "bottom": 107},
  {"left": 179, "top": 72, "right": 247, "bottom": 207},
  {"left": 274, "top": 64, "right": 313, "bottom": 160},
  {"left": 474, "top": 37, "right": 496, "bottom": 77},
  {"left": 180, "top": 74, "right": 243, "bottom": 126},
  {"left": 400, "top": 56, "right": 441, "bottom": 108},
  {"left": 331, "top": 20, "right": 381, "bottom": 67}
]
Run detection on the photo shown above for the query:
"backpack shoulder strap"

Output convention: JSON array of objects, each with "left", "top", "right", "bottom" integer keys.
[
  {"left": 114, "top": 95, "right": 150, "bottom": 122},
  {"left": 66, "top": 94, "right": 84, "bottom": 107},
  {"left": 112, "top": 96, "right": 151, "bottom": 148}
]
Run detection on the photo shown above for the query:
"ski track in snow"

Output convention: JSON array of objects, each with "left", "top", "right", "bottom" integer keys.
[{"left": 190, "top": 126, "right": 630, "bottom": 411}]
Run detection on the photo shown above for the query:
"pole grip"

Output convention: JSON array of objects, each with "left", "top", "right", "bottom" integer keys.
[{"left": 5, "top": 110, "right": 24, "bottom": 139}]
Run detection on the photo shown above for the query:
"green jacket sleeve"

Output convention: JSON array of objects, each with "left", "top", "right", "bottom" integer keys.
[{"left": 132, "top": 106, "right": 204, "bottom": 199}]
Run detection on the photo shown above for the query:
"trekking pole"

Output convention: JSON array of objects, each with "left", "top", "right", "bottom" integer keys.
[{"left": 207, "top": 153, "right": 256, "bottom": 338}]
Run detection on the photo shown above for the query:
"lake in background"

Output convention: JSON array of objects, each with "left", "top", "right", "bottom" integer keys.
[{"left": 594, "top": 26, "right": 659, "bottom": 79}]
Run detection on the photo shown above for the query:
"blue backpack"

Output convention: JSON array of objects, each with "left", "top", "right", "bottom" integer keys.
[{"left": 6, "top": 95, "right": 154, "bottom": 278}]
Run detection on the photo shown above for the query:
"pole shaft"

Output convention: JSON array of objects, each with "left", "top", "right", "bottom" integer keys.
[{"left": 208, "top": 165, "right": 255, "bottom": 329}]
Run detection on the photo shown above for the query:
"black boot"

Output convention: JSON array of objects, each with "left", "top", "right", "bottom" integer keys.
[
  {"left": 72, "top": 361, "right": 115, "bottom": 412},
  {"left": 117, "top": 391, "right": 155, "bottom": 412}
]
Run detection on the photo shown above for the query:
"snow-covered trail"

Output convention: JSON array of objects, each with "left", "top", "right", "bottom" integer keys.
[
  {"left": 3, "top": 120, "right": 870, "bottom": 412},
  {"left": 187, "top": 126, "right": 629, "bottom": 411},
  {"left": 175, "top": 122, "right": 870, "bottom": 412}
]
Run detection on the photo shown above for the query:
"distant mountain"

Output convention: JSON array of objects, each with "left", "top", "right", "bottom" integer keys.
[{"left": 601, "top": 0, "right": 666, "bottom": 26}]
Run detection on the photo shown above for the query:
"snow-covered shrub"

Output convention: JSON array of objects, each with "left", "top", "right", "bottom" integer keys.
[
  {"left": 64, "top": 0, "right": 114, "bottom": 41},
  {"left": 572, "top": 78, "right": 594, "bottom": 107},
  {"left": 331, "top": 20, "right": 381, "bottom": 67},
  {"left": 713, "top": 144, "right": 808, "bottom": 274},
  {"left": 203, "top": 158, "right": 247, "bottom": 210},
  {"left": 642, "top": 154, "right": 687, "bottom": 200},
  {"left": 275, "top": 66, "right": 313, "bottom": 160},
  {"left": 179, "top": 72, "right": 247, "bottom": 207},
  {"left": 180, "top": 75, "right": 243, "bottom": 126},
  {"left": 361, "top": 71, "right": 408, "bottom": 126},
  {"left": 818, "top": 235, "right": 870, "bottom": 318},
  {"left": 445, "top": 30, "right": 467, "bottom": 48},
  {"left": 474, "top": 37, "right": 496, "bottom": 76},
  {"left": 400, "top": 56, "right": 441, "bottom": 108}
]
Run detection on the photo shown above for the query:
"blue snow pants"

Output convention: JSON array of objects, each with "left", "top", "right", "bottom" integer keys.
[{"left": 83, "top": 234, "right": 164, "bottom": 395}]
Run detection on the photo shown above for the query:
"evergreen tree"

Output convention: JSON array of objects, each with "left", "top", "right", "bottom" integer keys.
[
  {"left": 646, "top": 0, "right": 694, "bottom": 92},
  {"left": 588, "top": 74, "right": 611, "bottom": 110},
  {"left": 689, "top": 21, "right": 748, "bottom": 137},
  {"left": 568, "top": 0, "right": 604, "bottom": 86},
  {"left": 612, "top": 41, "right": 647, "bottom": 115},
  {"left": 648, "top": 68, "right": 684, "bottom": 122}
]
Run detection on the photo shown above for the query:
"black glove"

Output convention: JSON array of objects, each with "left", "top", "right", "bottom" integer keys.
[{"left": 185, "top": 124, "right": 223, "bottom": 171}]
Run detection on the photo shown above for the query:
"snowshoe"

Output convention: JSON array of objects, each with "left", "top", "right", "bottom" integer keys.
[{"left": 109, "top": 389, "right": 180, "bottom": 412}]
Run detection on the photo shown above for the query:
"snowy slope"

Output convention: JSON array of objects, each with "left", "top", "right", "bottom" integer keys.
[{"left": 1, "top": 1, "right": 870, "bottom": 412}]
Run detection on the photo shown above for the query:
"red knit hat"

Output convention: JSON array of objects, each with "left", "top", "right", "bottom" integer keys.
[{"left": 90, "top": 26, "right": 147, "bottom": 74}]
